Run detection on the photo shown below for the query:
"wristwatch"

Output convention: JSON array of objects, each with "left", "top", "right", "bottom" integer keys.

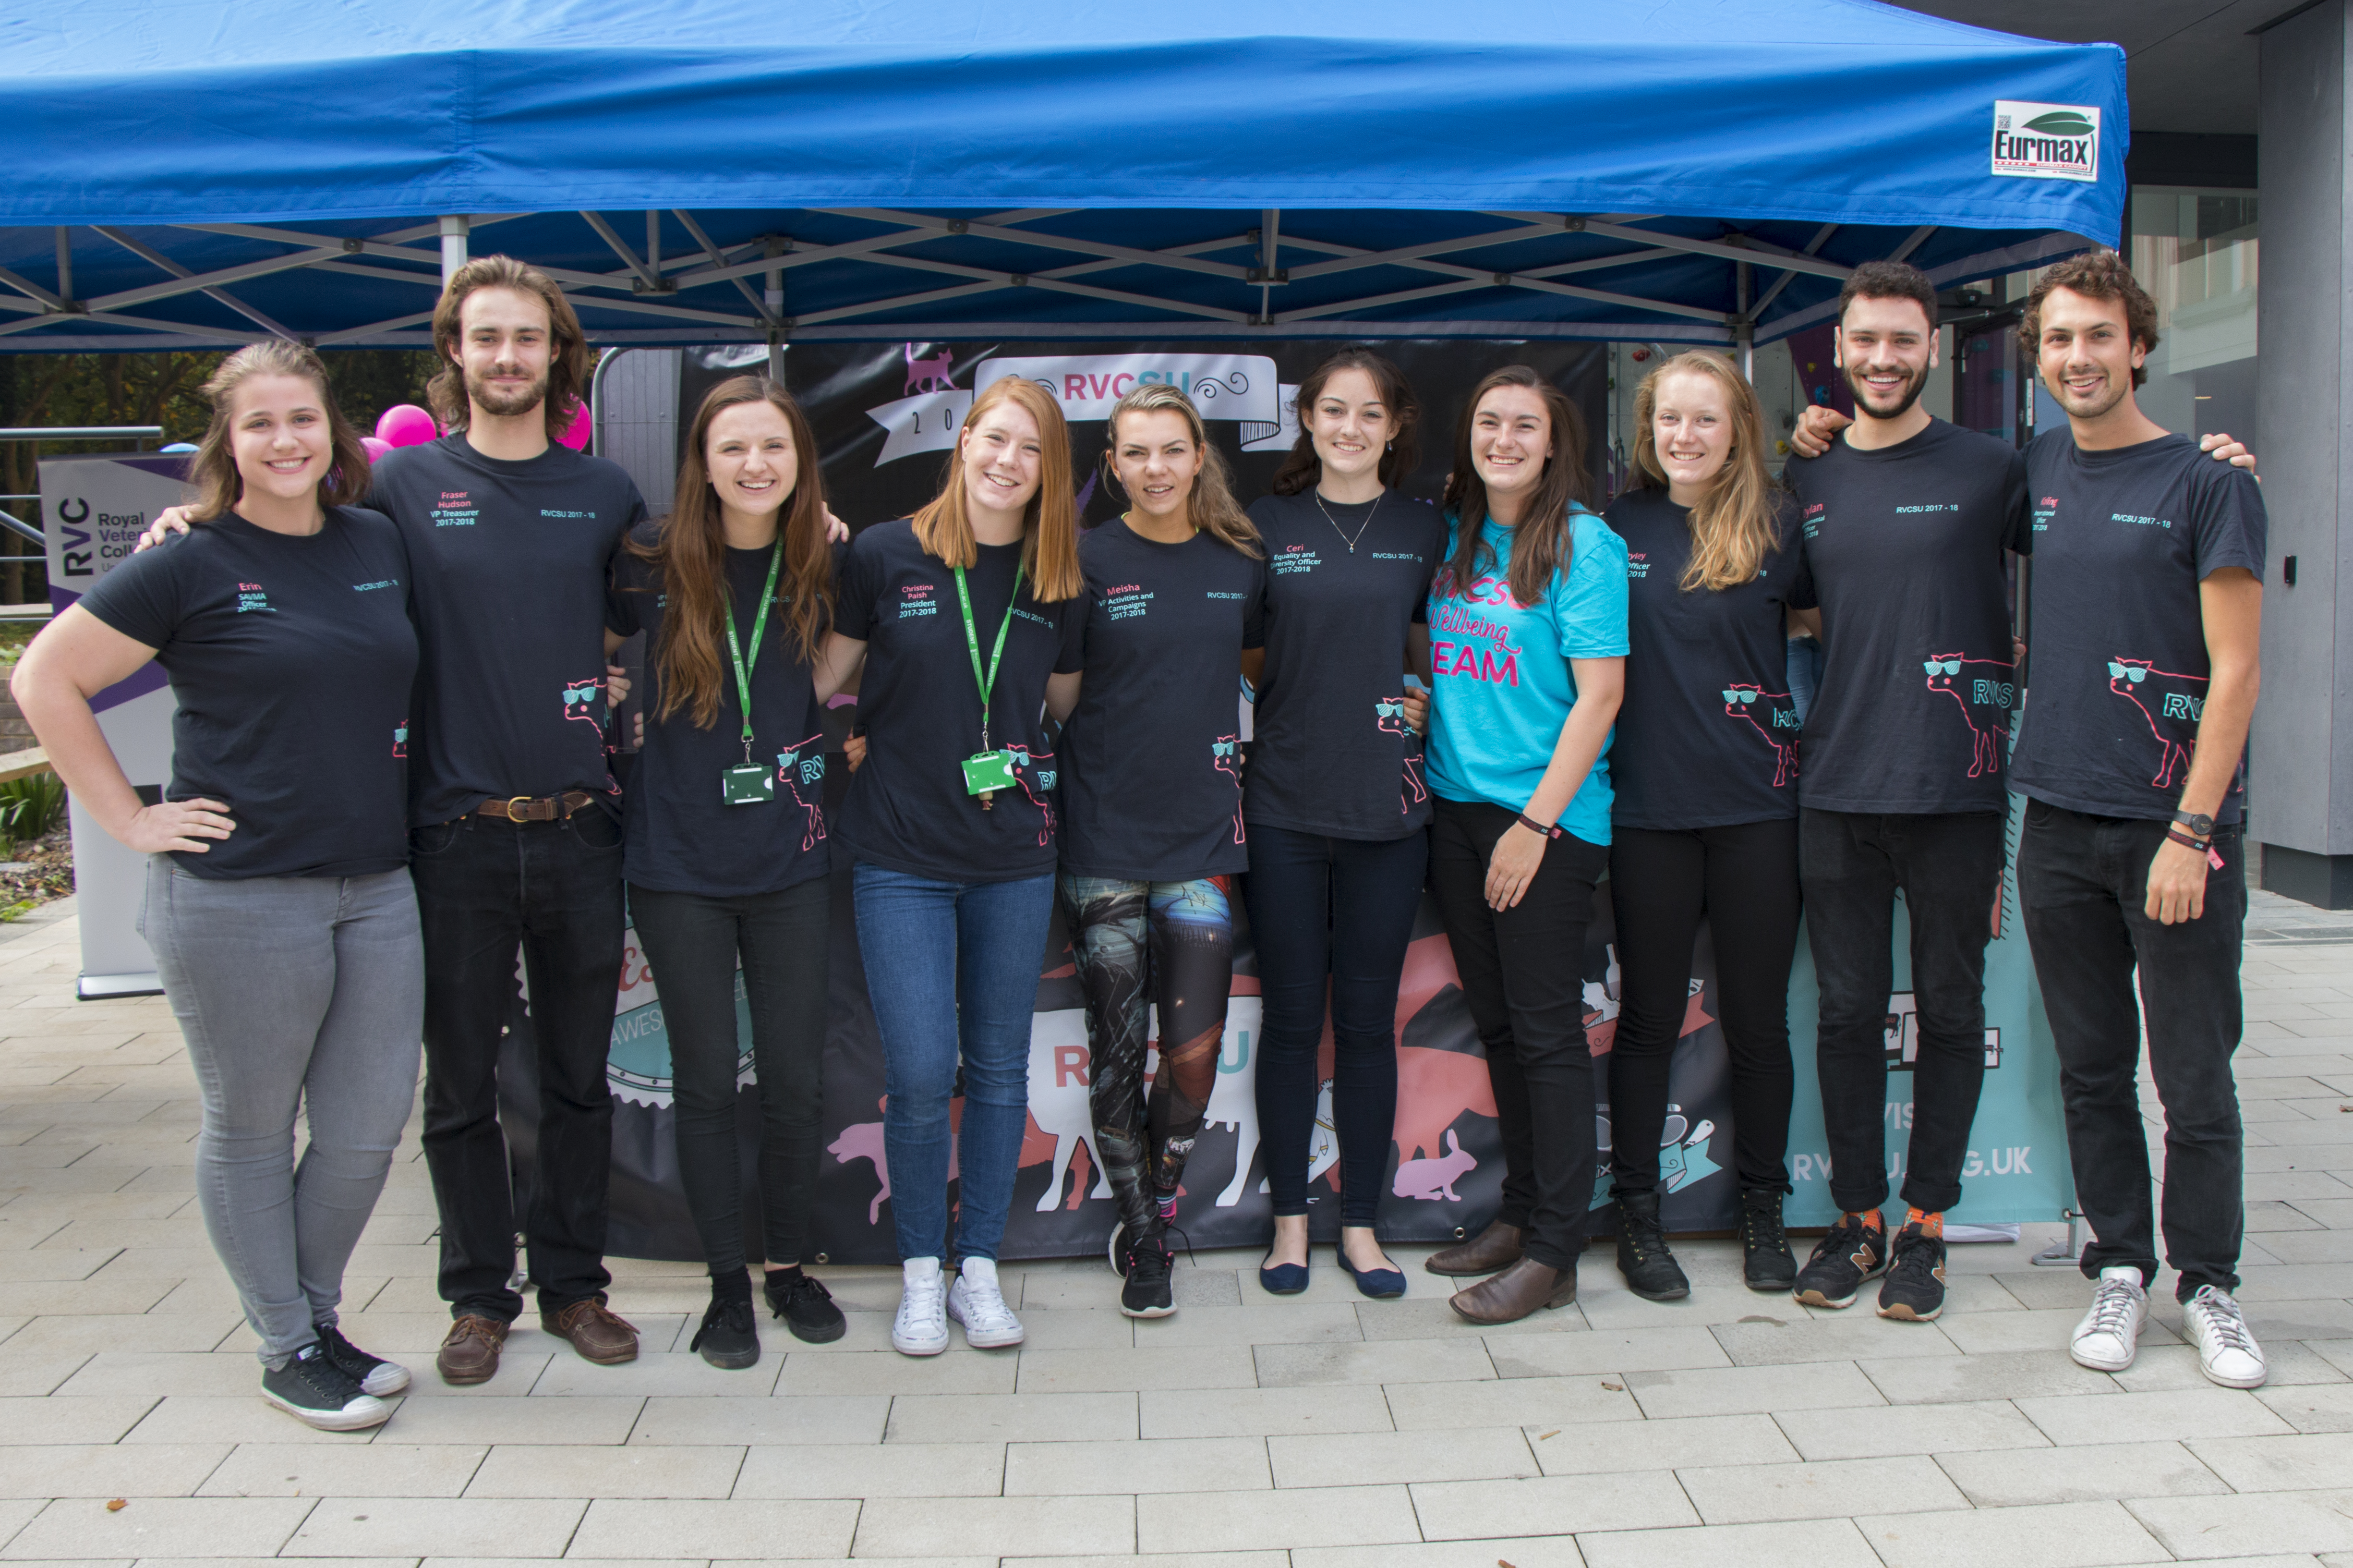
[{"left": 2172, "top": 809, "right": 2216, "bottom": 840}]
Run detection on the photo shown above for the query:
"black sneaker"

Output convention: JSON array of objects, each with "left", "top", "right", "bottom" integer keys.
[
  {"left": 1612, "top": 1190, "right": 1690, "bottom": 1302},
  {"left": 1876, "top": 1221, "right": 1948, "bottom": 1321},
  {"left": 691, "top": 1295, "right": 762, "bottom": 1369},
  {"left": 765, "top": 1271, "right": 847, "bottom": 1344},
  {"left": 1739, "top": 1188, "right": 1797, "bottom": 1293},
  {"left": 314, "top": 1321, "right": 409, "bottom": 1397},
  {"left": 262, "top": 1341, "right": 391, "bottom": 1430},
  {"left": 1119, "top": 1234, "right": 1176, "bottom": 1319},
  {"left": 1792, "top": 1213, "right": 1889, "bottom": 1308}
]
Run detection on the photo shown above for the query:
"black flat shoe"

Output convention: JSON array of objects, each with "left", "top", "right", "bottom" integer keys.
[
  {"left": 1336, "top": 1243, "right": 1406, "bottom": 1300},
  {"left": 1258, "top": 1251, "right": 1309, "bottom": 1295}
]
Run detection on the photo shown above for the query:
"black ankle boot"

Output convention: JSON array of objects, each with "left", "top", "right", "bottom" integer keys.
[
  {"left": 1614, "top": 1189, "right": 1691, "bottom": 1301},
  {"left": 1739, "top": 1186, "right": 1796, "bottom": 1292}
]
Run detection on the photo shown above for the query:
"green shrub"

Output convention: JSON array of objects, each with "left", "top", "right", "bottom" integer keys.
[{"left": 0, "top": 772, "right": 65, "bottom": 853}]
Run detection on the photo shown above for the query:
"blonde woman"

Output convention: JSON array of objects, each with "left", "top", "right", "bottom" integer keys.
[
  {"left": 812, "top": 375, "right": 1084, "bottom": 1356},
  {"left": 1056, "top": 384, "right": 1266, "bottom": 1318},
  {"left": 1602, "top": 350, "right": 1805, "bottom": 1299},
  {"left": 11, "top": 343, "right": 420, "bottom": 1429}
]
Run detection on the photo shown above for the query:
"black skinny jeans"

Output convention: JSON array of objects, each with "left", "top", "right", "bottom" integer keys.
[
  {"left": 1242, "top": 821, "right": 1428, "bottom": 1228},
  {"left": 628, "top": 879, "right": 831, "bottom": 1280},
  {"left": 2018, "top": 801, "right": 2246, "bottom": 1298},
  {"left": 1608, "top": 819, "right": 1800, "bottom": 1197},
  {"left": 1800, "top": 807, "right": 2005, "bottom": 1217},
  {"left": 1428, "top": 798, "right": 1608, "bottom": 1271},
  {"left": 411, "top": 810, "right": 628, "bottom": 1321}
]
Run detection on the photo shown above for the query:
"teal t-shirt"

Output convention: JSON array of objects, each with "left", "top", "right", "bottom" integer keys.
[{"left": 1425, "top": 507, "right": 1631, "bottom": 846}]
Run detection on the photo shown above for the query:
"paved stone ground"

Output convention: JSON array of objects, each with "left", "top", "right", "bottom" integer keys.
[{"left": 1, "top": 891, "right": 2349, "bottom": 1567}]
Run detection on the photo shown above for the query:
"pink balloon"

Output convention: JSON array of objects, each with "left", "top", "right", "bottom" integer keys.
[
  {"left": 360, "top": 436, "right": 393, "bottom": 464},
  {"left": 556, "top": 399, "right": 592, "bottom": 452},
  {"left": 375, "top": 404, "right": 439, "bottom": 448}
]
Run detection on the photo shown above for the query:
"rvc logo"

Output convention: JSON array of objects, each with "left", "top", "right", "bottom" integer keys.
[{"left": 1990, "top": 100, "right": 2099, "bottom": 184}]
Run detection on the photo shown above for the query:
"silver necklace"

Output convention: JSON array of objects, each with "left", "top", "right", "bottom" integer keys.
[{"left": 1313, "top": 487, "right": 1382, "bottom": 554}]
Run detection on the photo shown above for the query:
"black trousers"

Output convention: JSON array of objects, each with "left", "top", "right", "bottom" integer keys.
[
  {"left": 1243, "top": 820, "right": 1429, "bottom": 1227},
  {"left": 628, "top": 878, "right": 832, "bottom": 1280},
  {"left": 1608, "top": 819, "right": 1800, "bottom": 1196},
  {"left": 2018, "top": 801, "right": 2246, "bottom": 1299},
  {"left": 1800, "top": 807, "right": 2005, "bottom": 1216},
  {"left": 411, "top": 810, "right": 628, "bottom": 1320},
  {"left": 1428, "top": 797, "right": 1608, "bottom": 1271}
]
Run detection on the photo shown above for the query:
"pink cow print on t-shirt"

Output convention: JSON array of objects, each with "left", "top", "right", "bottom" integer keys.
[
  {"left": 1374, "top": 697, "right": 1430, "bottom": 814},
  {"left": 1004, "top": 745, "right": 1058, "bottom": 845},
  {"left": 561, "top": 677, "right": 608, "bottom": 743},
  {"left": 1720, "top": 684, "right": 1799, "bottom": 786},
  {"left": 1211, "top": 735, "right": 1244, "bottom": 844},
  {"left": 2106, "top": 658, "right": 2207, "bottom": 789},
  {"left": 774, "top": 734, "right": 828, "bottom": 851},
  {"left": 1921, "top": 653, "right": 2013, "bottom": 779}
]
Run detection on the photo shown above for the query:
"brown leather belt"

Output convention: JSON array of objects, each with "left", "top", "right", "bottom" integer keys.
[{"left": 474, "top": 791, "right": 597, "bottom": 823}]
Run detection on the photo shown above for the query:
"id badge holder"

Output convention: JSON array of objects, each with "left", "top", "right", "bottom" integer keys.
[
  {"left": 961, "top": 748, "right": 1017, "bottom": 808},
  {"left": 722, "top": 762, "right": 776, "bottom": 806}
]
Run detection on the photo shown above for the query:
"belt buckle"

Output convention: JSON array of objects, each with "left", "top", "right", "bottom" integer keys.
[{"left": 503, "top": 796, "right": 534, "bottom": 823}]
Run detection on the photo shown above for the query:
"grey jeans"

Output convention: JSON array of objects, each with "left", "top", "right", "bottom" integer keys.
[{"left": 141, "top": 858, "right": 424, "bottom": 1365}]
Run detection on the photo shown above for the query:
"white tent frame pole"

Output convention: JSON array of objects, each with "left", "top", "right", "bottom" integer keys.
[
  {"left": 439, "top": 215, "right": 468, "bottom": 283},
  {"left": 92, "top": 226, "right": 297, "bottom": 341}
]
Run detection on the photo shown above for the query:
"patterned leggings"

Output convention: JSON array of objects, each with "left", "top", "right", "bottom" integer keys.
[{"left": 1060, "top": 875, "right": 1234, "bottom": 1244}]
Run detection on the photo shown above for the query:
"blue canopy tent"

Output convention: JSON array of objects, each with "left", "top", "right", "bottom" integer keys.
[{"left": 0, "top": 0, "right": 2126, "bottom": 354}]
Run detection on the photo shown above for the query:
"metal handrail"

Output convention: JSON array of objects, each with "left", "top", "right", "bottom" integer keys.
[
  {"left": 0, "top": 509, "right": 40, "bottom": 546},
  {"left": 0, "top": 427, "right": 163, "bottom": 440}
]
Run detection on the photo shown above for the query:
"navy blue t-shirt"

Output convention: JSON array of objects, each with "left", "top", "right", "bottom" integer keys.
[
  {"left": 834, "top": 520, "right": 1086, "bottom": 884},
  {"left": 2010, "top": 430, "right": 2266, "bottom": 824},
  {"left": 606, "top": 526, "right": 840, "bottom": 895},
  {"left": 78, "top": 507, "right": 417, "bottom": 879},
  {"left": 1605, "top": 486, "right": 1808, "bottom": 830},
  {"left": 1786, "top": 418, "right": 2031, "bottom": 816},
  {"left": 367, "top": 436, "right": 645, "bottom": 825},
  {"left": 1057, "top": 519, "right": 1267, "bottom": 882}
]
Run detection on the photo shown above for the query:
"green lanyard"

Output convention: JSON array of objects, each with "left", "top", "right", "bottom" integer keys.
[
  {"left": 721, "top": 541, "right": 786, "bottom": 763},
  {"left": 953, "top": 560, "right": 1023, "bottom": 750}
]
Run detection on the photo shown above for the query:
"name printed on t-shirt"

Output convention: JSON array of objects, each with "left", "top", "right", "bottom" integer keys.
[
  {"left": 235, "top": 581, "right": 273, "bottom": 614},
  {"left": 898, "top": 583, "right": 937, "bottom": 618},
  {"left": 1271, "top": 544, "right": 1324, "bottom": 576},
  {"left": 431, "top": 490, "right": 478, "bottom": 528},
  {"left": 1104, "top": 586, "right": 1152, "bottom": 619},
  {"left": 1626, "top": 551, "right": 1650, "bottom": 579}
]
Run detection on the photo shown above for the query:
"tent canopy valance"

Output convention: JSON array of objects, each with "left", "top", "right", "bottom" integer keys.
[{"left": 0, "top": 0, "right": 2128, "bottom": 350}]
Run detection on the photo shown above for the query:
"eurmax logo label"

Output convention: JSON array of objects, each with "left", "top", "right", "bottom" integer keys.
[{"left": 1991, "top": 101, "right": 2099, "bottom": 183}]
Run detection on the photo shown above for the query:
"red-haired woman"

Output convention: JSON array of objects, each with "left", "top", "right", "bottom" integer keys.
[
  {"left": 812, "top": 376, "right": 1086, "bottom": 1358},
  {"left": 606, "top": 376, "right": 846, "bottom": 1368}
]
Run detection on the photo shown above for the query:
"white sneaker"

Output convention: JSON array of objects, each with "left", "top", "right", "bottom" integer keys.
[
  {"left": 947, "top": 1256, "right": 1025, "bottom": 1349},
  {"left": 2182, "top": 1284, "right": 2267, "bottom": 1388},
  {"left": 891, "top": 1257, "right": 950, "bottom": 1356},
  {"left": 2068, "top": 1266, "right": 2148, "bottom": 1371}
]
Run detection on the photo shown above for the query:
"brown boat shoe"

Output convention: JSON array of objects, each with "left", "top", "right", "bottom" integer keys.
[
  {"left": 1446, "top": 1256, "right": 1579, "bottom": 1324},
  {"left": 1424, "top": 1220, "right": 1525, "bottom": 1277},
  {"left": 436, "top": 1314, "right": 510, "bottom": 1385},
  {"left": 541, "top": 1298, "right": 640, "bottom": 1365}
]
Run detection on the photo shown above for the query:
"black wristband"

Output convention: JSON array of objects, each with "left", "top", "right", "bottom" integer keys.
[{"left": 1514, "top": 812, "right": 1562, "bottom": 840}]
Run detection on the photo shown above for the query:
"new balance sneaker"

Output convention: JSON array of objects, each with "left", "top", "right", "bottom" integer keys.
[
  {"left": 1792, "top": 1212, "right": 1888, "bottom": 1308},
  {"left": 1119, "top": 1234, "right": 1176, "bottom": 1319},
  {"left": 313, "top": 1321, "right": 408, "bottom": 1397},
  {"left": 891, "top": 1257, "right": 950, "bottom": 1356},
  {"left": 947, "top": 1256, "right": 1025, "bottom": 1348},
  {"left": 2182, "top": 1285, "right": 2267, "bottom": 1388},
  {"left": 1876, "top": 1220, "right": 1948, "bottom": 1321},
  {"left": 261, "top": 1341, "right": 391, "bottom": 1431},
  {"left": 1739, "top": 1187, "right": 1797, "bottom": 1293},
  {"left": 2068, "top": 1267, "right": 2149, "bottom": 1372}
]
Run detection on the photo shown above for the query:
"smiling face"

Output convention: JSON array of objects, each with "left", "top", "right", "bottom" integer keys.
[
  {"left": 1305, "top": 367, "right": 1395, "bottom": 484},
  {"left": 704, "top": 400, "right": 798, "bottom": 521},
  {"left": 1469, "top": 383, "right": 1554, "bottom": 505},
  {"left": 227, "top": 372, "right": 334, "bottom": 506},
  {"left": 958, "top": 396, "right": 1044, "bottom": 515},
  {"left": 1651, "top": 369, "right": 1735, "bottom": 491},
  {"left": 2036, "top": 285, "right": 2145, "bottom": 422},
  {"left": 455, "top": 285, "right": 553, "bottom": 420},
  {"left": 1112, "top": 407, "right": 1203, "bottom": 522},
  {"left": 1835, "top": 295, "right": 1938, "bottom": 420}
]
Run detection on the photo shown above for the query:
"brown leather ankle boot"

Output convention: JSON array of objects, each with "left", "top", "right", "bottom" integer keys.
[
  {"left": 1425, "top": 1220, "right": 1525, "bottom": 1277},
  {"left": 1446, "top": 1256, "right": 1578, "bottom": 1323}
]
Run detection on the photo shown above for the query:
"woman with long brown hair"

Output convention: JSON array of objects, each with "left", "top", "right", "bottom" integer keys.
[
  {"left": 810, "top": 374, "right": 1085, "bottom": 1356},
  {"left": 605, "top": 375, "right": 845, "bottom": 1367},
  {"left": 1242, "top": 348, "right": 1440, "bottom": 1299},
  {"left": 1055, "top": 383, "right": 1266, "bottom": 1318},
  {"left": 1601, "top": 351, "right": 1804, "bottom": 1300},
  {"left": 13, "top": 342, "right": 420, "bottom": 1429},
  {"left": 1421, "top": 364, "right": 1628, "bottom": 1325}
]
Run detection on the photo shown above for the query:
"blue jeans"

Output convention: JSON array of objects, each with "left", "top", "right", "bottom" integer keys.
[{"left": 853, "top": 862, "right": 1056, "bottom": 1263}]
